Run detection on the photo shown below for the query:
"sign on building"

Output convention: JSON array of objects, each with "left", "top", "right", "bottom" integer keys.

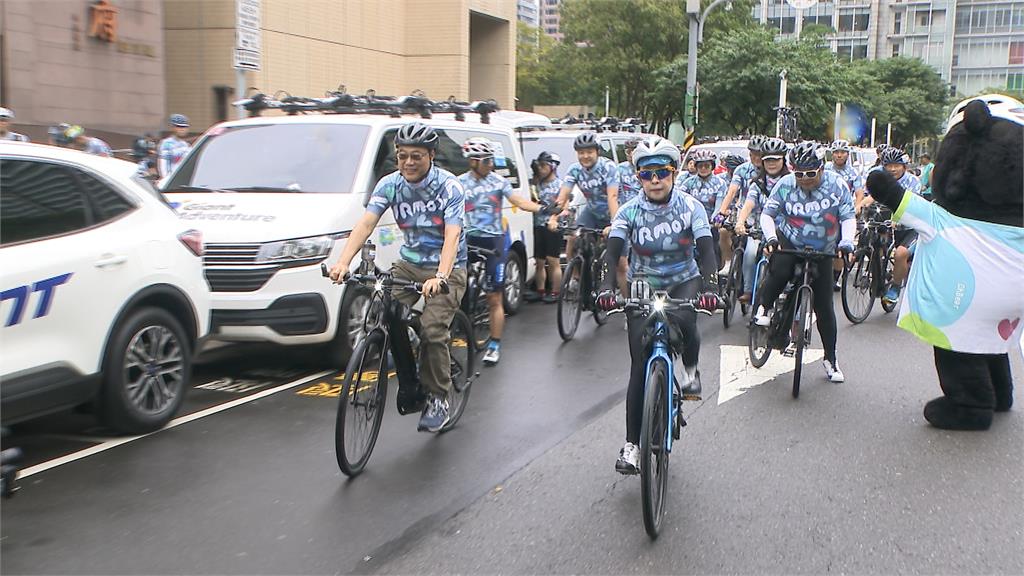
[{"left": 235, "top": 0, "right": 261, "bottom": 71}]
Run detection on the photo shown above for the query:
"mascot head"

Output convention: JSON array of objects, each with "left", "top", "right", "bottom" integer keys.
[{"left": 932, "top": 94, "right": 1024, "bottom": 228}]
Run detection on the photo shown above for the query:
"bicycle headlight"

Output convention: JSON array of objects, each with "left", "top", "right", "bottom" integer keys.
[{"left": 257, "top": 234, "right": 337, "bottom": 262}]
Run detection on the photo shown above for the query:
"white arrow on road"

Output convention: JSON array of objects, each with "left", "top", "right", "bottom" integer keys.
[{"left": 717, "top": 345, "right": 824, "bottom": 405}]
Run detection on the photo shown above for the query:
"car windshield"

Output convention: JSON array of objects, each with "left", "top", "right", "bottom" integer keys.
[{"left": 163, "top": 123, "right": 371, "bottom": 194}]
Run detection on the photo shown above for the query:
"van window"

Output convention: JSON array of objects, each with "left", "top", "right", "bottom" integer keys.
[
  {"left": 164, "top": 123, "right": 371, "bottom": 194},
  {"left": 371, "top": 127, "right": 521, "bottom": 190}
]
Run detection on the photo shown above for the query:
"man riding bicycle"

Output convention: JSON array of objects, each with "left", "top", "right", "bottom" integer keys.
[
  {"left": 459, "top": 137, "right": 545, "bottom": 366},
  {"left": 595, "top": 136, "right": 720, "bottom": 475},
  {"left": 328, "top": 122, "right": 468, "bottom": 433},
  {"left": 753, "top": 141, "right": 856, "bottom": 383}
]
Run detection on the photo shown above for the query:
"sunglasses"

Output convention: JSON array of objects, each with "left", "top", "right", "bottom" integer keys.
[
  {"left": 793, "top": 169, "right": 820, "bottom": 179},
  {"left": 637, "top": 166, "right": 675, "bottom": 181}
]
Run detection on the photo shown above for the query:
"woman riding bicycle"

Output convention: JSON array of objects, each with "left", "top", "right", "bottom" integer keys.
[
  {"left": 595, "top": 136, "right": 720, "bottom": 475},
  {"left": 753, "top": 141, "right": 856, "bottom": 383},
  {"left": 735, "top": 137, "right": 790, "bottom": 304}
]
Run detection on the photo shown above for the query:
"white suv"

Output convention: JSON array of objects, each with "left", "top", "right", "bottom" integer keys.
[{"left": 0, "top": 143, "right": 211, "bottom": 434}]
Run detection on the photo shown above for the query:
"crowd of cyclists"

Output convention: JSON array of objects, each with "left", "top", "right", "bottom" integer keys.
[
  {"left": 1, "top": 107, "right": 194, "bottom": 180},
  {"left": 323, "top": 118, "right": 934, "bottom": 474}
]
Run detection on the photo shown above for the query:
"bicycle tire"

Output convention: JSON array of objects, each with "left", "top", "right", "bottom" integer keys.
[
  {"left": 640, "top": 358, "right": 670, "bottom": 539},
  {"left": 723, "top": 250, "right": 742, "bottom": 329},
  {"left": 880, "top": 249, "right": 898, "bottom": 313},
  {"left": 557, "top": 259, "right": 583, "bottom": 341},
  {"left": 841, "top": 251, "right": 874, "bottom": 324},
  {"left": 592, "top": 249, "right": 609, "bottom": 326},
  {"left": 792, "top": 287, "right": 813, "bottom": 399},
  {"left": 441, "top": 310, "right": 474, "bottom": 432},
  {"left": 748, "top": 260, "right": 772, "bottom": 367},
  {"left": 335, "top": 329, "right": 388, "bottom": 477}
]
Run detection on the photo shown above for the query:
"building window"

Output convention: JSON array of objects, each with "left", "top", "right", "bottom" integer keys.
[
  {"left": 1008, "top": 73, "right": 1024, "bottom": 92},
  {"left": 894, "top": 12, "right": 902, "bottom": 34},
  {"left": 1010, "top": 42, "right": 1024, "bottom": 66}
]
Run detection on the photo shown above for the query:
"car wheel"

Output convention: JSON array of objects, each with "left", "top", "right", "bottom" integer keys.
[
  {"left": 101, "top": 307, "right": 191, "bottom": 434},
  {"left": 503, "top": 251, "right": 524, "bottom": 316},
  {"left": 324, "top": 284, "right": 372, "bottom": 368}
]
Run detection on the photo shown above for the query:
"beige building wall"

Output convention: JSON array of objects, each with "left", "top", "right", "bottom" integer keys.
[
  {"left": 164, "top": 0, "right": 515, "bottom": 131},
  {"left": 1, "top": 0, "right": 166, "bottom": 138}
]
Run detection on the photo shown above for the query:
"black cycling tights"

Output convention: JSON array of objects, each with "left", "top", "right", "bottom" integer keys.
[
  {"left": 754, "top": 251, "right": 838, "bottom": 364},
  {"left": 625, "top": 277, "right": 701, "bottom": 445}
]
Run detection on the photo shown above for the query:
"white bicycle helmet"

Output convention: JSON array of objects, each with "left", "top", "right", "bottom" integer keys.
[
  {"left": 945, "top": 94, "right": 1024, "bottom": 134},
  {"left": 631, "top": 136, "right": 681, "bottom": 168},
  {"left": 461, "top": 137, "right": 495, "bottom": 159}
]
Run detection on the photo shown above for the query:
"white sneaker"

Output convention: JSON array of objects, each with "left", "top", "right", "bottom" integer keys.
[
  {"left": 753, "top": 306, "right": 770, "bottom": 326},
  {"left": 823, "top": 359, "right": 845, "bottom": 383},
  {"left": 615, "top": 442, "right": 640, "bottom": 475}
]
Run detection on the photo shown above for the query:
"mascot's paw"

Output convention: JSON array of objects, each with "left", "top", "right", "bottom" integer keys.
[
  {"left": 865, "top": 171, "right": 905, "bottom": 210},
  {"left": 923, "top": 396, "right": 993, "bottom": 430}
]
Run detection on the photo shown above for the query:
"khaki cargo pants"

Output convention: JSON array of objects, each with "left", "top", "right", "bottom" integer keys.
[{"left": 390, "top": 260, "right": 467, "bottom": 396}]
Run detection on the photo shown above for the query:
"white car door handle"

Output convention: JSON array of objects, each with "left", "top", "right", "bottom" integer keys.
[{"left": 94, "top": 254, "right": 128, "bottom": 268}]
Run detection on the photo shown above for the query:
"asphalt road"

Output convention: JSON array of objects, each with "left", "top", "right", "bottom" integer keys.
[{"left": 2, "top": 296, "right": 1022, "bottom": 575}]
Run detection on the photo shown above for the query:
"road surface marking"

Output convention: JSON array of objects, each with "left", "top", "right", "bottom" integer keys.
[
  {"left": 717, "top": 345, "right": 824, "bottom": 405},
  {"left": 18, "top": 370, "right": 332, "bottom": 479}
]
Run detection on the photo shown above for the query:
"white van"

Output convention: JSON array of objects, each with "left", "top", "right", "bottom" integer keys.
[{"left": 161, "top": 109, "right": 535, "bottom": 365}]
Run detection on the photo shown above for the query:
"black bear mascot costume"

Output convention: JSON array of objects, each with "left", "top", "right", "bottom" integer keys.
[{"left": 865, "top": 94, "right": 1024, "bottom": 431}]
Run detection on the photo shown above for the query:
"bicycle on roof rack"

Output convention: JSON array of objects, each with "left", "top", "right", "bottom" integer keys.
[{"left": 232, "top": 89, "right": 500, "bottom": 122}]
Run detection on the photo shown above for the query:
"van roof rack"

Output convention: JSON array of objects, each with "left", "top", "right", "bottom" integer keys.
[
  {"left": 516, "top": 114, "right": 648, "bottom": 133},
  {"left": 232, "top": 89, "right": 499, "bottom": 123}
]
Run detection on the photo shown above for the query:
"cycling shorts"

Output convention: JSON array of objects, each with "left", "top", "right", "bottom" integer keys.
[{"left": 468, "top": 235, "right": 506, "bottom": 293}]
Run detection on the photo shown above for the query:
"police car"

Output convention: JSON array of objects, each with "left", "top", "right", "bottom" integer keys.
[
  {"left": 0, "top": 143, "right": 211, "bottom": 434},
  {"left": 161, "top": 92, "right": 535, "bottom": 366}
]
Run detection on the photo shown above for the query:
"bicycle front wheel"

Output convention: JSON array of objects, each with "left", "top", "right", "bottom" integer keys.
[
  {"left": 841, "top": 250, "right": 874, "bottom": 324},
  {"left": 591, "top": 249, "right": 609, "bottom": 326},
  {"left": 792, "top": 287, "right": 813, "bottom": 399},
  {"left": 557, "top": 258, "right": 583, "bottom": 341},
  {"left": 640, "top": 359, "right": 671, "bottom": 539},
  {"left": 442, "top": 310, "right": 474, "bottom": 432},
  {"left": 335, "top": 329, "right": 388, "bottom": 477}
]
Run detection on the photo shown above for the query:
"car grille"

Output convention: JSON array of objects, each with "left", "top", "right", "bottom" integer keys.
[{"left": 203, "top": 243, "right": 279, "bottom": 292}]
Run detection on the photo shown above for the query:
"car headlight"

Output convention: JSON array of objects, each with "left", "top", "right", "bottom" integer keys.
[{"left": 257, "top": 234, "right": 336, "bottom": 262}]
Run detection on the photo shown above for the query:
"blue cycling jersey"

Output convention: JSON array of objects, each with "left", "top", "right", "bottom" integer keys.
[
  {"left": 609, "top": 191, "right": 712, "bottom": 289},
  {"left": 617, "top": 161, "right": 642, "bottom": 206},
  {"left": 367, "top": 166, "right": 467, "bottom": 267},
  {"left": 762, "top": 171, "right": 856, "bottom": 253},
  {"left": 459, "top": 170, "right": 513, "bottom": 238},
  {"left": 563, "top": 157, "right": 620, "bottom": 222},
  {"left": 677, "top": 173, "right": 728, "bottom": 216},
  {"left": 533, "top": 176, "right": 562, "bottom": 227}
]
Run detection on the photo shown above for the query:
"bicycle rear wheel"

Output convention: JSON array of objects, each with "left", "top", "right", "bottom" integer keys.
[
  {"left": 792, "top": 287, "right": 813, "bottom": 399},
  {"left": 441, "top": 310, "right": 474, "bottom": 432},
  {"left": 841, "top": 251, "right": 874, "bottom": 324},
  {"left": 591, "top": 249, "right": 609, "bottom": 326},
  {"left": 640, "top": 359, "right": 670, "bottom": 539},
  {"left": 557, "top": 259, "right": 583, "bottom": 341},
  {"left": 335, "top": 330, "right": 388, "bottom": 477}
]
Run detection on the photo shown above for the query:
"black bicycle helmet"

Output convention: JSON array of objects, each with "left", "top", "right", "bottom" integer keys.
[
  {"left": 535, "top": 151, "right": 561, "bottom": 166},
  {"left": 760, "top": 137, "right": 788, "bottom": 157},
  {"left": 690, "top": 148, "right": 717, "bottom": 164},
  {"left": 881, "top": 147, "right": 908, "bottom": 165},
  {"left": 788, "top": 141, "right": 823, "bottom": 169},
  {"left": 747, "top": 135, "right": 766, "bottom": 152},
  {"left": 394, "top": 122, "right": 439, "bottom": 150},
  {"left": 573, "top": 132, "right": 599, "bottom": 150},
  {"left": 723, "top": 154, "right": 745, "bottom": 170}
]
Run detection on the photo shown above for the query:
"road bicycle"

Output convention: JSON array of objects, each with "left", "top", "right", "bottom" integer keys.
[
  {"left": 747, "top": 248, "right": 836, "bottom": 398},
  {"left": 556, "top": 226, "right": 610, "bottom": 341},
  {"left": 322, "top": 256, "right": 476, "bottom": 478},
  {"left": 842, "top": 204, "right": 899, "bottom": 323}
]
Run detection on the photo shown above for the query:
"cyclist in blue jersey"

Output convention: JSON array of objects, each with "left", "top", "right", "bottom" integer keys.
[
  {"left": 328, "top": 122, "right": 468, "bottom": 433},
  {"left": 65, "top": 125, "right": 111, "bottom": 157},
  {"left": 754, "top": 141, "right": 856, "bottom": 383},
  {"left": 0, "top": 108, "right": 29, "bottom": 142},
  {"left": 158, "top": 114, "right": 192, "bottom": 177},
  {"left": 555, "top": 132, "right": 621, "bottom": 264},
  {"left": 870, "top": 147, "right": 924, "bottom": 306},
  {"left": 459, "top": 137, "right": 545, "bottom": 366},
  {"left": 527, "top": 151, "right": 564, "bottom": 304},
  {"left": 594, "top": 136, "right": 720, "bottom": 475},
  {"left": 735, "top": 137, "right": 790, "bottom": 303},
  {"left": 677, "top": 148, "right": 729, "bottom": 268}
]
